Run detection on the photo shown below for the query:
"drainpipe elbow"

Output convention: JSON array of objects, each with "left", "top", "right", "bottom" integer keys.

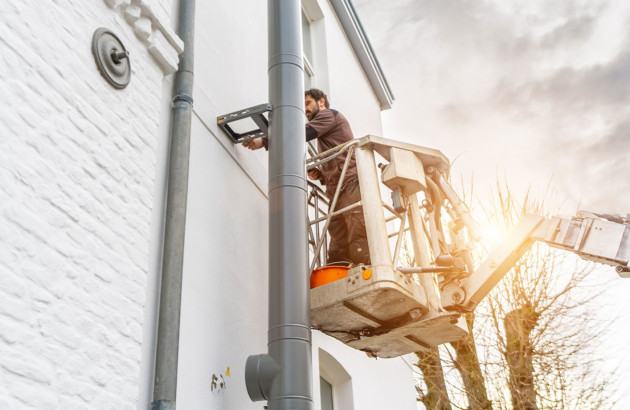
[{"left": 245, "top": 353, "right": 281, "bottom": 402}]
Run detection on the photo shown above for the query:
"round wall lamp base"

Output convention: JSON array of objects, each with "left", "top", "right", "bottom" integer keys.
[{"left": 91, "top": 28, "right": 131, "bottom": 89}]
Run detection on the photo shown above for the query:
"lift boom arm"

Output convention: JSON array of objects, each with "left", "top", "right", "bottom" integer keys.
[{"left": 441, "top": 212, "right": 630, "bottom": 311}]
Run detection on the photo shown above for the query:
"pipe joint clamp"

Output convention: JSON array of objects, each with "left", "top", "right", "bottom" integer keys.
[
  {"left": 269, "top": 174, "right": 307, "bottom": 194},
  {"left": 268, "top": 323, "right": 311, "bottom": 344}
]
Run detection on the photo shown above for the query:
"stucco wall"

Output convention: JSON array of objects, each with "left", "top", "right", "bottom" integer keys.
[
  {"left": 0, "top": 1, "right": 176, "bottom": 408},
  {"left": 174, "top": 0, "right": 413, "bottom": 409},
  {"left": 171, "top": 1, "right": 275, "bottom": 408},
  {"left": 314, "top": 333, "right": 417, "bottom": 410},
  {"left": 0, "top": 0, "right": 410, "bottom": 409}
]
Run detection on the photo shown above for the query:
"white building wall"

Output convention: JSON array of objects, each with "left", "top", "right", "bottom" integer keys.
[
  {"left": 0, "top": 0, "right": 412, "bottom": 409},
  {"left": 169, "top": 1, "right": 273, "bottom": 408},
  {"left": 0, "top": 1, "right": 178, "bottom": 409},
  {"left": 175, "top": 0, "right": 414, "bottom": 409},
  {"left": 314, "top": 333, "right": 417, "bottom": 410},
  {"left": 172, "top": 116, "right": 269, "bottom": 409}
]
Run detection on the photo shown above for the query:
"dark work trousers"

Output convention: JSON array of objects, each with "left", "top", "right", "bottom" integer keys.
[{"left": 326, "top": 181, "right": 371, "bottom": 266}]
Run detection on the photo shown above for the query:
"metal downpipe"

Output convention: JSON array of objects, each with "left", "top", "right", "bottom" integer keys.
[
  {"left": 245, "top": 1, "right": 313, "bottom": 409},
  {"left": 151, "top": 0, "right": 195, "bottom": 409},
  {"left": 267, "top": 1, "right": 313, "bottom": 407}
]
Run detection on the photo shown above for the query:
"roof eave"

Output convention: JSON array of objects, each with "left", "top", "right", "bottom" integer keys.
[{"left": 329, "top": 0, "right": 395, "bottom": 110}]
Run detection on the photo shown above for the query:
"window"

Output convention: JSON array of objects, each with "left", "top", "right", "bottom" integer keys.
[
  {"left": 320, "top": 376, "right": 334, "bottom": 410},
  {"left": 302, "top": 10, "right": 315, "bottom": 89},
  {"left": 301, "top": 0, "right": 328, "bottom": 92},
  {"left": 318, "top": 348, "right": 354, "bottom": 409}
]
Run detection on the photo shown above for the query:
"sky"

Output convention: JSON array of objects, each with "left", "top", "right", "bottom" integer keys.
[
  {"left": 352, "top": 0, "right": 630, "bottom": 404},
  {"left": 353, "top": 0, "right": 630, "bottom": 214}
]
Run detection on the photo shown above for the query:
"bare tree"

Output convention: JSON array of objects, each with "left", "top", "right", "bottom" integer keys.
[
  {"left": 408, "top": 180, "right": 615, "bottom": 409},
  {"left": 411, "top": 177, "right": 491, "bottom": 410},
  {"left": 503, "top": 304, "right": 538, "bottom": 409},
  {"left": 415, "top": 349, "right": 453, "bottom": 410},
  {"left": 396, "top": 232, "right": 453, "bottom": 409},
  {"left": 473, "top": 183, "right": 616, "bottom": 409},
  {"left": 449, "top": 313, "right": 492, "bottom": 410}
]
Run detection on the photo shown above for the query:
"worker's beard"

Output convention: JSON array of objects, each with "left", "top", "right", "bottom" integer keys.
[{"left": 306, "top": 104, "right": 319, "bottom": 121}]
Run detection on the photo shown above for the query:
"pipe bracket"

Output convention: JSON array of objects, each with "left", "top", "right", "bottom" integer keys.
[{"left": 173, "top": 93, "right": 193, "bottom": 105}]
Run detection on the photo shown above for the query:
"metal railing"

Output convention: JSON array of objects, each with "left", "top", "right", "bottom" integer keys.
[
  {"left": 305, "top": 136, "right": 481, "bottom": 296},
  {"left": 306, "top": 140, "right": 359, "bottom": 271},
  {"left": 306, "top": 138, "right": 446, "bottom": 274}
]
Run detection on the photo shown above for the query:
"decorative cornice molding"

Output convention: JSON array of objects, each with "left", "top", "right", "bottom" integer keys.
[{"left": 104, "top": 0, "right": 184, "bottom": 75}]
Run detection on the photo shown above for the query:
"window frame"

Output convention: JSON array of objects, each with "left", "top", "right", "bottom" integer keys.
[{"left": 302, "top": 6, "right": 315, "bottom": 89}]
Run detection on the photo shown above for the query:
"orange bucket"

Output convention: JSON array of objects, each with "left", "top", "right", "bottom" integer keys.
[{"left": 310, "top": 265, "right": 350, "bottom": 289}]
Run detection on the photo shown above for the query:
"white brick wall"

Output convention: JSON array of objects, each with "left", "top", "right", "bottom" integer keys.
[{"left": 0, "top": 1, "right": 176, "bottom": 408}]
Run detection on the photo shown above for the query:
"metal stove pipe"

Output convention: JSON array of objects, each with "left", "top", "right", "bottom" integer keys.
[{"left": 245, "top": 1, "right": 313, "bottom": 409}]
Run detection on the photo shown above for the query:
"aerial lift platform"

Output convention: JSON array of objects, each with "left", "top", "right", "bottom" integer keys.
[
  {"left": 217, "top": 108, "right": 629, "bottom": 359},
  {"left": 305, "top": 136, "right": 630, "bottom": 358}
]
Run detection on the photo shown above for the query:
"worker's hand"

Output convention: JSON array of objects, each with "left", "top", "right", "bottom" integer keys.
[
  {"left": 307, "top": 168, "right": 322, "bottom": 181},
  {"left": 243, "top": 137, "right": 264, "bottom": 150}
]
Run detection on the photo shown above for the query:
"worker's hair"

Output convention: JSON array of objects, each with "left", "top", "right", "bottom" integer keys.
[{"left": 305, "top": 88, "right": 330, "bottom": 109}]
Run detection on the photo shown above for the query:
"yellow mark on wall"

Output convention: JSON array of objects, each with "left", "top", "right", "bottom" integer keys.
[{"left": 226, "top": 366, "right": 230, "bottom": 376}]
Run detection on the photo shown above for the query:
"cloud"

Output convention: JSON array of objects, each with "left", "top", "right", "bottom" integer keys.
[
  {"left": 484, "top": 43, "right": 630, "bottom": 212},
  {"left": 546, "top": 119, "right": 630, "bottom": 213},
  {"left": 539, "top": 14, "right": 597, "bottom": 49},
  {"left": 353, "top": 0, "right": 630, "bottom": 212}
]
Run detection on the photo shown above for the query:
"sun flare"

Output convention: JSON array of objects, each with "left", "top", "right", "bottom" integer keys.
[{"left": 481, "top": 224, "right": 504, "bottom": 245}]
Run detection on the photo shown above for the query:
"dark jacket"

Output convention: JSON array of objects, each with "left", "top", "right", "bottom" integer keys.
[
  {"left": 263, "top": 108, "right": 358, "bottom": 199},
  {"left": 306, "top": 108, "right": 358, "bottom": 198}
]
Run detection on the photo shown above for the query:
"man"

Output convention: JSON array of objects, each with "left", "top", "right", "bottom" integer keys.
[{"left": 243, "top": 88, "right": 370, "bottom": 266}]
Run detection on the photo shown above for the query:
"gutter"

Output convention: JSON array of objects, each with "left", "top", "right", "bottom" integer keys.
[{"left": 329, "top": 0, "right": 395, "bottom": 110}]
